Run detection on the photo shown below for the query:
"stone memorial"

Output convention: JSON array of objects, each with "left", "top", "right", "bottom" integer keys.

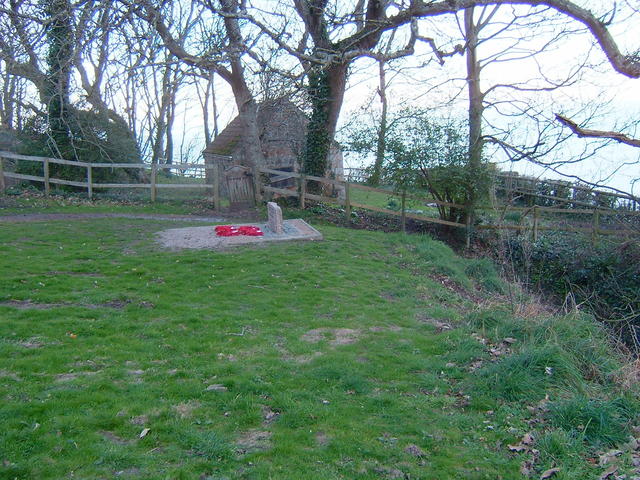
[
  {"left": 267, "top": 202, "right": 283, "bottom": 234},
  {"left": 157, "top": 200, "right": 323, "bottom": 250}
]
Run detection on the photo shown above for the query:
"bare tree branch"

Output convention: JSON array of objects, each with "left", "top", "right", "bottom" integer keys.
[{"left": 555, "top": 114, "right": 640, "bottom": 148}]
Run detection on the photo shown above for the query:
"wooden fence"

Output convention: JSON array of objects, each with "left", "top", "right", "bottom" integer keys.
[
  {"left": 0, "top": 151, "right": 215, "bottom": 203},
  {"left": 258, "top": 167, "right": 639, "bottom": 243},
  {"left": 0, "top": 152, "right": 637, "bottom": 242},
  {"left": 341, "top": 168, "right": 640, "bottom": 211},
  {"left": 495, "top": 172, "right": 640, "bottom": 211}
]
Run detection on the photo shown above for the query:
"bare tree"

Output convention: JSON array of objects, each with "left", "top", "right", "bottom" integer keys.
[
  {"left": 127, "top": 0, "right": 267, "bottom": 167},
  {"left": 243, "top": 1, "right": 639, "bottom": 171}
]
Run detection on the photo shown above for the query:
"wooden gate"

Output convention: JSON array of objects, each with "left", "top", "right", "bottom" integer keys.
[{"left": 224, "top": 165, "right": 255, "bottom": 209}]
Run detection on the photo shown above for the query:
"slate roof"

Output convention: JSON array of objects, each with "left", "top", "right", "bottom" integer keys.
[
  {"left": 203, "top": 99, "right": 304, "bottom": 156},
  {"left": 202, "top": 116, "right": 243, "bottom": 156}
]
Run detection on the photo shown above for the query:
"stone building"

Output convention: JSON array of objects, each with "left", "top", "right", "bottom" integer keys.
[{"left": 202, "top": 98, "right": 343, "bottom": 192}]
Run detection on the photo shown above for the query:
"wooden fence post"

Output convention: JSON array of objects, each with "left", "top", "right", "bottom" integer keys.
[
  {"left": 532, "top": 205, "right": 539, "bottom": 242},
  {"left": 212, "top": 162, "right": 220, "bottom": 211},
  {"left": 87, "top": 165, "right": 93, "bottom": 200},
  {"left": 43, "top": 158, "right": 50, "bottom": 196},
  {"left": 465, "top": 214, "right": 472, "bottom": 249},
  {"left": 150, "top": 164, "right": 157, "bottom": 202},
  {"left": 344, "top": 181, "right": 351, "bottom": 222},
  {"left": 0, "top": 156, "right": 5, "bottom": 193},
  {"left": 400, "top": 190, "right": 407, "bottom": 233},
  {"left": 253, "top": 165, "right": 262, "bottom": 205},
  {"left": 299, "top": 174, "right": 306, "bottom": 209}
]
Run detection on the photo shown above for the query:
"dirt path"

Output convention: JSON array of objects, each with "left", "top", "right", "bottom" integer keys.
[{"left": 0, "top": 213, "right": 227, "bottom": 223}]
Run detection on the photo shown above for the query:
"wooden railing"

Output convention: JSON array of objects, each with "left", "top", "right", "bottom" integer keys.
[
  {"left": 495, "top": 172, "right": 640, "bottom": 211},
  {"left": 257, "top": 167, "right": 639, "bottom": 242},
  {"left": 0, "top": 151, "right": 215, "bottom": 203},
  {"left": 259, "top": 167, "right": 469, "bottom": 231},
  {"left": 0, "top": 154, "right": 636, "bottom": 241}
]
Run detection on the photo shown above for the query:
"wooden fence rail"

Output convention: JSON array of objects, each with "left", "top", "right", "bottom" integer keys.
[
  {"left": 0, "top": 151, "right": 215, "bottom": 204},
  {"left": 0, "top": 153, "right": 637, "bottom": 242},
  {"left": 257, "top": 167, "right": 638, "bottom": 243}
]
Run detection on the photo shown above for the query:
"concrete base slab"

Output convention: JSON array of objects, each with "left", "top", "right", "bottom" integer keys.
[{"left": 156, "top": 219, "right": 323, "bottom": 250}]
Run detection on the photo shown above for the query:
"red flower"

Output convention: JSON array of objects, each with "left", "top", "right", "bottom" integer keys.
[
  {"left": 214, "top": 225, "right": 239, "bottom": 236},
  {"left": 238, "top": 226, "right": 263, "bottom": 236},
  {"left": 215, "top": 225, "right": 263, "bottom": 237}
]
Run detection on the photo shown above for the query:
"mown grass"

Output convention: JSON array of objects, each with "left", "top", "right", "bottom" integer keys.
[
  {"left": 0, "top": 188, "right": 214, "bottom": 216},
  {"left": 0, "top": 212, "right": 637, "bottom": 479}
]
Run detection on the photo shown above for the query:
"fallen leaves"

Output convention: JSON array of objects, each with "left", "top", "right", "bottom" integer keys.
[
  {"left": 540, "top": 467, "right": 560, "bottom": 479},
  {"left": 404, "top": 444, "right": 426, "bottom": 457},
  {"left": 599, "top": 449, "right": 623, "bottom": 466},
  {"left": 599, "top": 465, "right": 618, "bottom": 480},
  {"left": 506, "top": 432, "right": 540, "bottom": 478},
  {"left": 205, "top": 384, "right": 228, "bottom": 392},
  {"left": 507, "top": 432, "right": 535, "bottom": 453}
]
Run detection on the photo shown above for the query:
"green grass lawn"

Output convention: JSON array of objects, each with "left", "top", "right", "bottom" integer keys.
[
  {"left": 0, "top": 189, "right": 213, "bottom": 216},
  {"left": 0, "top": 213, "right": 637, "bottom": 479},
  {"left": 349, "top": 186, "right": 439, "bottom": 217}
]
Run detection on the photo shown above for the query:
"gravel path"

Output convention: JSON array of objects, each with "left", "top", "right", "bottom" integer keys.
[{"left": 0, "top": 213, "right": 226, "bottom": 223}]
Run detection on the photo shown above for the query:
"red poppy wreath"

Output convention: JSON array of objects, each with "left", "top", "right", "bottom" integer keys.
[{"left": 215, "top": 225, "right": 263, "bottom": 237}]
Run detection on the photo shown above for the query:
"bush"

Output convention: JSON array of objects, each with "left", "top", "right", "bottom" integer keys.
[
  {"left": 506, "top": 233, "right": 640, "bottom": 347},
  {"left": 342, "top": 108, "right": 492, "bottom": 223},
  {"left": 15, "top": 109, "right": 142, "bottom": 188}
]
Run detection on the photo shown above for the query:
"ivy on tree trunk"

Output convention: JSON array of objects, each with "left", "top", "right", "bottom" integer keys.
[
  {"left": 45, "top": 0, "right": 74, "bottom": 160},
  {"left": 303, "top": 68, "right": 331, "bottom": 193}
]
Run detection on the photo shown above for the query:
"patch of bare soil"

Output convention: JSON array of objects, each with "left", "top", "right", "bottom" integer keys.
[
  {"left": 1, "top": 299, "right": 153, "bottom": 310},
  {"left": 369, "top": 325, "right": 403, "bottom": 332},
  {"left": 432, "top": 274, "right": 482, "bottom": 302},
  {"left": 404, "top": 444, "right": 426, "bottom": 457},
  {"left": 173, "top": 401, "right": 201, "bottom": 419},
  {"left": 293, "top": 352, "right": 323, "bottom": 364},
  {"left": 46, "top": 271, "right": 104, "bottom": 277},
  {"left": 55, "top": 371, "right": 99, "bottom": 382},
  {"left": 415, "top": 313, "right": 453, "bottom": 333},
  {"left": 18, "top": 337, "right": 48, "bottom": 349},
  {"left": 0, "top": 370, "right": 21, "bottom": 381},
  {"left": 235, "top": 430, "right": 272, "bottom": 454},
  {"left": 100, "top": 431, "right": 132, "bottom": 445},
  {"left": 2, "top": 300, "right": 61, "bottom": 310},
  {"left": 315, "top": 431, "right": 330, "bottom": 447},
  {"left": 301, "top": 328, "right": 361, "bottom": 346},
  {"left": 261, "top": 405, "right": 280, "bottom": 425},
  {"left": 129, "top": 415, "right": 148, "bottom": 426},
  {"left": 379, "top": 292, "right": 398, "bottom": 302},
  {"left": 274, "top": 337, "right": 324, "bottom": 364}
]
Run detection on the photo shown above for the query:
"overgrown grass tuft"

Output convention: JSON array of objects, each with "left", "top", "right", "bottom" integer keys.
[
  {"left": 464, "top": 258, "right": 506, "bottom": 293},
  {"left": 548, "top": 396, "right": 638, "bottom": 448},
  {"left": 471, "top": 344, "right": 583, "bottom": 402}
]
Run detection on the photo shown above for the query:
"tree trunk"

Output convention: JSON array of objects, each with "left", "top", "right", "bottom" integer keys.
[
  {"left": 303, "top": 62, "right": 347, "bottom": 189},
  {"left": 465, "top": 7, "right": 484, "bottom": 222},
  {"left": 369, "top": 60, "right": 388, "bottom": 186},
  {"left": 233, "top": 87, "right": 263, "bottom": 169},
  {"left": 219, "top": 0, "right": 264, "bottom": 169},
  {"left": 45, "top": 0, "right": 74, "bottom": 159}
]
